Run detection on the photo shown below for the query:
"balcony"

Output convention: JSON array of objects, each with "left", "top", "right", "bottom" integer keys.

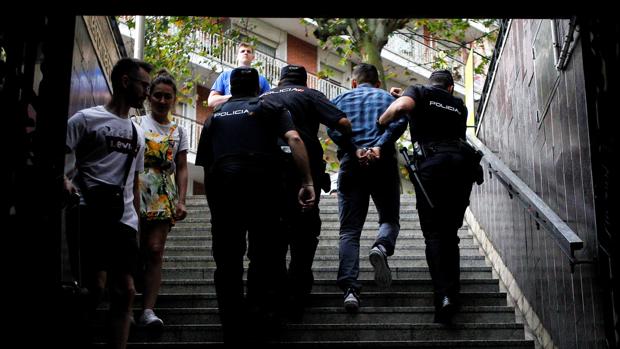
[
  {"left": 194, "top": 32, "right": 348, "bottom": 100},
  {"left": 383, "top": 32, "right": 485, "bottom": 96}
]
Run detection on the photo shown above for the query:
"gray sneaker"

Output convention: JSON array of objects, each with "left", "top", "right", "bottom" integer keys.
[
  {"left": 343, "top": 288, "right": 360, "bottom": 313},
  {"left": 138, "top": 309, "right": 164, "bottom": 329},
  {"left": 369, "top": 245, "right": 392, "bottom": 288}
]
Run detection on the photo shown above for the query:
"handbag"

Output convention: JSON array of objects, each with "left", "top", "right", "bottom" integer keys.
[{"left": 82, "top": 122, "right": 138, "bottom": 222}]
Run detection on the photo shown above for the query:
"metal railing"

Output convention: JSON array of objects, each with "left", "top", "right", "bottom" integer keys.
[
  {"left": 195, "top": 32, "right": 348, "bottom": 100},
  {"left": 466, "top": 133, "right": 589, "bottom": 270},
  {"left": 172, "top": 114, "right": 203, "bottom": 156}
]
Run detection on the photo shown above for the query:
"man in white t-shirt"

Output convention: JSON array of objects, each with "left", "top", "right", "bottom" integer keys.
[{"left": 64, "top": 57, "right": 151, "bottom": 349}]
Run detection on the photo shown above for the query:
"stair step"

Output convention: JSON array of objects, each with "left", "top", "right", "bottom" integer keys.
[
  {"left": 179, "top": 213, "right": 425, "bottom": 222},
  {"left": 278, "top": 323, "right": 527, "bottom": 341},
  {"left": 164, "top": 245, "right": 482, "bottom": 257},
  {"left": 161, "top": 266, "right": 493, "bottom": 280},
  {"left": 180, "top": 209, "right": 422, "bottom": 218},
  {"left": 164, "top": 237, "right": 477, "bottom": 248},
  {"left": 162, "top": 255, "right": 488, "bottom": 268},
  {"left": 159, "top": 279, "right": 499, "bottom": 294},
  {"left": 101, "top": 339, "right": 535, "bottom": 348},
  {"left": 164, "top": 235, "right": 476, "bottom": 247},
  {"left": 184, "top": 195, "right": 417, "bottom": 204},
  {"left": 94, "top": 306, "right": 516, "bottom": 326},
  {"left": 145, "top": 292, "right": 508, "bottom": 309},
  {"left": 295, "top": 306, "right": 516, "bottom": 324},
  {"left": 172, "top": 222, "right": 467, "bottom": 231},
  {"left": 87, "top": 195, "right": 531, "bottom": 347},
  {"left": 94, "top": 323, "right": 526, "bottom": 342},
  {"left": 166, "top": 227, "right": 472, "bottom": 237}
]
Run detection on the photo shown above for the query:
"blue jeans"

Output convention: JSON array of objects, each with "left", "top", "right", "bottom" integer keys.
[{"left": 336, "top": 152, "right": 401, "bottom": 292}]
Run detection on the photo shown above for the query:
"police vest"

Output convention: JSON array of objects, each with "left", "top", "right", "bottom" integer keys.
[{"left": 405, "top": 85, "right": 467, "bottom": 143}]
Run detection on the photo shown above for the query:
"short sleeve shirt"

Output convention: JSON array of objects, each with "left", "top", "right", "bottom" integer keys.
[
  {"left": 211, "top": 70, "right": 271, "bottom": 96},
  {"left": 66, "top": 106, "right": 145, "bottom": 231},
  {"left": 134, "top": 114, "right": 188, "bottom": 158}
]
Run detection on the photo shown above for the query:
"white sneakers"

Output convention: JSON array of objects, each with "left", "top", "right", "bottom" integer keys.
[
  {"left": 369, "top": 245, "right": 392, "bottom": 288},
  {"left": 343, "top": 288, "right": 360, "bottom": 313},
  {"left": 137, "top": 309, "right": 164, "bottom": 328}
]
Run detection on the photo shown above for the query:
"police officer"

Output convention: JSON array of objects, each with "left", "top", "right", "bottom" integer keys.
[
  {"left": 195, "top": 67, "right": 316, "bottom": 342},
  {"left": 261, "top": 65, "right": 352, "bottom": 321},
  {"left": 378, "top": 69, "right": 480, "bottom": 324}
]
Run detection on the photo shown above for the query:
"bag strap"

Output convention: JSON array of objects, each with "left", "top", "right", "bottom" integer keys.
[{"left": 121, "top": 121, "right": 138, "bottom": 188}]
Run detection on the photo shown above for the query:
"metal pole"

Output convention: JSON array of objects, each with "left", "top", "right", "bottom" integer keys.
[
  {"left": 556, "top": 17, "right": 578, "bottom": 70},
  {"left": 134, "top": 16, "right": 145, "bottom": 59},
  {"left": 550, "top": 19, "right": 560, "bottom": 67}
]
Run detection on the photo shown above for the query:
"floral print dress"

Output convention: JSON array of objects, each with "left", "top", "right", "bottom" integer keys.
[{"left": 135, "top": 115, "right": 180, "bottom": 223}]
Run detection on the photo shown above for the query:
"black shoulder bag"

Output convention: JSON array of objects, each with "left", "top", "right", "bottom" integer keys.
[{"left": 82, "top": 122, "right": 138, "bottom": 223}]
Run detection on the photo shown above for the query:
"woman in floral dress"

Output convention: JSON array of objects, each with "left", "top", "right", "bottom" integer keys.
[{"left": 134, "top": 69, "right": 188, "bottom": 327}]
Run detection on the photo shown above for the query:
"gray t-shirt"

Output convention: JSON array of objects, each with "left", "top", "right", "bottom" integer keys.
[{"left": 66, "top": 105, "right": 145, "bottom": 231}]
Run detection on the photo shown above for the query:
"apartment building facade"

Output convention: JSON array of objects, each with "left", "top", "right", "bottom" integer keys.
[{"left": 119, "top": 17, "right": 492, "bottom": 194}]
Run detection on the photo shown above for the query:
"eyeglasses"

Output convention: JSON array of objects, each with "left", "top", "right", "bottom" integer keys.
[
  {"left": 129, "top": 76, "right": 151, "bottom": 93},
  {"left": 151, "top": 92, "right": 174, "bottom": 101}
]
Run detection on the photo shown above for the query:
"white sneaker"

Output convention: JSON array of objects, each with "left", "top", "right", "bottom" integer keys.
[
  {"left": 138, "top": 309, "right": 164, "bottom": 328},
  {"left": 369, "top": 245, "right": 392, "bottom": 288},
  {"left": 343, "top": 288, "right": 360, "bottom": 313}
]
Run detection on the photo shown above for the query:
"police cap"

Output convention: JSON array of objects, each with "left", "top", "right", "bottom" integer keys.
[
  {"left": 230, "top": 67, "right": 260, "bottom": 97},
  {"left": 280, "top": 65, "right": 308, "bottom": 86}
]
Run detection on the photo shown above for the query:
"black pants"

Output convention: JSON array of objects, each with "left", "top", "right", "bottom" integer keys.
[
  {"left": 280, "top": 157, "right": 323, "bottom": 303},
  {"left": 412, "top": 151, "right": 474, "bottom": 307},
  {"left": 205, "top": 159, "right": 287, "bottom": 342}
]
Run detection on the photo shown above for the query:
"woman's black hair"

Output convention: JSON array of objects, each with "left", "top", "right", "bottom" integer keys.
[{"left": 149, "top": 68, "right": 177, "bottom": 95}]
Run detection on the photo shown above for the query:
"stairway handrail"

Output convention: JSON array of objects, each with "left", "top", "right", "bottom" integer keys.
[{"left": 466, "top": 133, "right": 589, "bottom": 270}]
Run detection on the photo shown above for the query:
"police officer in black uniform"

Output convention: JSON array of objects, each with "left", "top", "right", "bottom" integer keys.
[
  {"left": 377, "top": 69, "right": 482, "bottom": 324},
  {"left": 195, "top": 67, "right": 316, "bottom": 342},
  {"left": 261, "top": 65, "right": 352, "bottom": 321}
]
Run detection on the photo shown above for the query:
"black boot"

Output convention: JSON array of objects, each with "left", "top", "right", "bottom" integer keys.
[{"left": 435, "top": 295, "right": 457, "bottom": 325}]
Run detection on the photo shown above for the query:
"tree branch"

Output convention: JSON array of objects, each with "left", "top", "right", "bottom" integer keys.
[{"left": 313, "top": 18, "right": 349, "bottom": 42}]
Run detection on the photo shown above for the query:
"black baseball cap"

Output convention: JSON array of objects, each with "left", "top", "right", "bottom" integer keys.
[
  {"left": 280, "top": 65, "right": 308, "bottom": 86},
  {"left": 230, "top": 67, "right": 259, "bottom": 96}
]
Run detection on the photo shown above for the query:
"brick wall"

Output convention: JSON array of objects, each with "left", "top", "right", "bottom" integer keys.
[{"left": 286, "top": 34, "right": 317, "bottom": 74}]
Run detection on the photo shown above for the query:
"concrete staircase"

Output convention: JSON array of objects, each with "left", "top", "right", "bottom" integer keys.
[{"left": 95, "top": 195, "right": 535, "bottom": 348}]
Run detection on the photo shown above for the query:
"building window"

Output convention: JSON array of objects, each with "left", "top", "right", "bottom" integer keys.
[
  {"left": 238, "top": 34, "right": 277, "bottom": 58},
  {"left": 319, "top": 63, "right": 345, "bottom": 86}
]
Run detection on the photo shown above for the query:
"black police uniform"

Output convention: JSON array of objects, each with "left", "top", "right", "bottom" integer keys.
[
  {"left": 195, "top": 68, "right": 295, "bottom": 341},
  {"left": 261, "top": 65, "right": 348, "bottom": 314},
  {"left": 402, "top": 82, "right": 476, "bottom": 317}
]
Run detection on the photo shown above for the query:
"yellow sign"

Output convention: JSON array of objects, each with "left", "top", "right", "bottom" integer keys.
[{"left": 465, "top": 47, "right": 475, "bottom": 135}]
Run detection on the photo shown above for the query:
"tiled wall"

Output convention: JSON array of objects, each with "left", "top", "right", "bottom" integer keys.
[{"left": 470, "top": 19, "right": 605, "bottom": 348}]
